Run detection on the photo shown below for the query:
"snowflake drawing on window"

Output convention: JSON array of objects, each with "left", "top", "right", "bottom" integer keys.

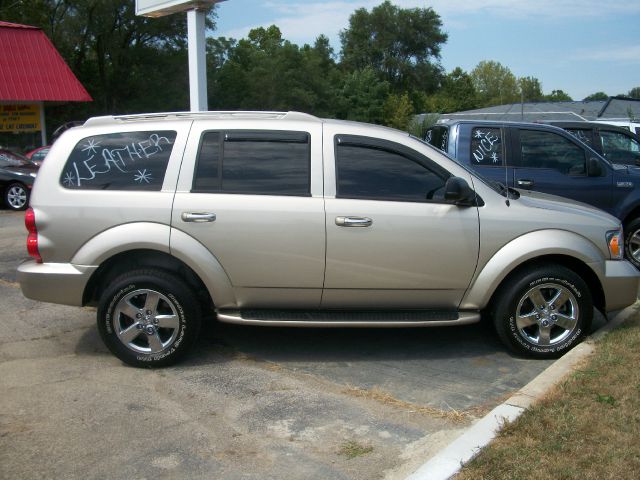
[
  {"left": 81, "top": 138, "right": 101, "bottom": 155},
  {"left": 63, "top": 171, "right": 77, "bottom": 187},
  {"left": 474, "top": 130, "right": 485, "bottom": 139},
  {"left": 491, "top": 152, "right": 499, "bottom": 163},
  {"left": 134, "top": 169, "right": 152, "bottom": 184}
]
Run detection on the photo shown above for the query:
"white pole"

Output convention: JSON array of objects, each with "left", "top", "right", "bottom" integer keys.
[{"left": 187, "top": 9, "right": 208, "bottom": 112}]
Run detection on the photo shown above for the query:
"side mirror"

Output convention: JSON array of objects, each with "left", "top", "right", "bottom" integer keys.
[
  {"left": 444, "top": 176, "right": 475, "bottom": 206},
  {"left": 588, "top": 157, "right": 603, "bottom": 177}
]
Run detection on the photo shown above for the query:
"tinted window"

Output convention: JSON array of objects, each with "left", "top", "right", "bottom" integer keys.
[
  {"left": 425, "top": 126, "right": 449, "bottom": 152},
  {"left": 471, "top": 127, "right": 503, "bottom": 166},
  {"left": 193, "top": 130, "right": 310, "bottom": 196},
  {"left": 600, "top": 130, "right": 640, "bottom": 155},
  {"left": 565, "top": 128, "right": 593, "bottom": 146},
  {"left": 519, "top": 130, "right": 586, "bottom": 175},
  {"left": 61, "top": 131, "right": 176, "bottom": 190},
  {"left": 336, "top": 141, "right": 448, "bottom": 202}
]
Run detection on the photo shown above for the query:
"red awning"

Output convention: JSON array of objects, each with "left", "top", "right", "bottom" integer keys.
[{"left": 0, "top": 21, "right": 92, "bottom": 102}]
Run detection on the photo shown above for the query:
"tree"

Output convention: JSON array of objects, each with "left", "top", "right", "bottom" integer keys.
[
  {"left": 336, "top": 67, "right": 389, "bottom": 124},
  {"left": 383, "top": 93, "right": 414, "bottom": 130},
  {"left": 470, "top": 61, "right": 519, "bottom": 107},
  {"left": 339, "top": 0, "right": 447, "bottom": 95},
  {"left": 544, "top": 90, "right": 573, "bottom": 101},
  {"left": 628, "top": 87, "right": 640, "bottom": 99},
  {"left": 422, "top": 67, "right": 478, "bottom": 113},
  {"left": 211, "top": 26, "right": 340, "bottom": 116},
  {"left": 518, "top": 76, "right": 544, "bottom": 102},
  {"left": 584, "top": 91, "right": 609, "bottom": 101}
]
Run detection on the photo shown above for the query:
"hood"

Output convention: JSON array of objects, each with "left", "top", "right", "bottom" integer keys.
[
  {"left": 515, "top": 188, "right": 619, "bottom": 227},
  {"left": 613, "top": 163, "right": 640, "bottom": 176}
]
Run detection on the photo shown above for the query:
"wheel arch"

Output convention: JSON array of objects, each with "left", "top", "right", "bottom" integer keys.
[
  {"left": 82, "top": 249, "right": 214, "bottom": 312},
  {"left": 462, "top": 230, "right": 607, "bottom": 314}
]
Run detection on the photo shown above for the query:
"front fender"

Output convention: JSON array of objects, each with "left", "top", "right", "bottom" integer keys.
[{"left": 461, "top": 229, "right": 605, "bottom": 310}]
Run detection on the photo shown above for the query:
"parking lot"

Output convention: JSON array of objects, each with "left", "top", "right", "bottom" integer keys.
[{"left": 1, "top": 208, "right": 564, "bottom": 479}]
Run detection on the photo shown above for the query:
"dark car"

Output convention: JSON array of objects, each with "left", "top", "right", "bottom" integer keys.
[
  {"left": 0, "top": 149, "right": 37, "bottom": 210},
  {"left": 545, "top": 121, "right": 640, "bottom": 166},
  {"left": 425, "top": 120, "right": 640, "bottom": 268}
]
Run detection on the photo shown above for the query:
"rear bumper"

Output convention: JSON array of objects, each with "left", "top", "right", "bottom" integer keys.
[
  {"left": 601, "top": 260, "right": 640, "bottom": 312},
  {"left": 17, "top": 260, "right": 97, "bottom": 306}
]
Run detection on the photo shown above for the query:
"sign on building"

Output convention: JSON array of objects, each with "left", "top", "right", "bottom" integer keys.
[{"left": 0, "top": 104, "right": 41, "bottom": 133}]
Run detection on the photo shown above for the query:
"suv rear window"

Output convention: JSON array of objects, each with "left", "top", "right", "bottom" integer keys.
[
  {"left": 60, "top": 131, "right": 176, "bottom": 190},
  {"left": 193, "top": 130, "right": 310, "bottom": 196}
]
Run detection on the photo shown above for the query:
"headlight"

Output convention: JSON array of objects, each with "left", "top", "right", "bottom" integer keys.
[{"left": 606, "top": 230, "right": 623, "bottom": 260}]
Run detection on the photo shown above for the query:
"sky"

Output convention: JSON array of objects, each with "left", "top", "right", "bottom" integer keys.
[{"left": 211, "top": 0, "right": 640, "bottom": 102}]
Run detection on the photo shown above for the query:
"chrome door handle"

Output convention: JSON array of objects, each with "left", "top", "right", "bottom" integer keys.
[
  {"left": 517, "top": 179, "right": 534, "bottom": 188},
  {"left": 181, "top": 212, "right": 216, "bottom": 223},
  {"left": 335, "top": 216, "right": 373, "bottom": 227}
]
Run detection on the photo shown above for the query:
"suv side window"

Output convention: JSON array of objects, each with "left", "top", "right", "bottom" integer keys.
[
  {"left": 471, "top": 127, "right": 503, "bottom": 166},
  {"left": 335, "top": 136, "right": 449, "bottom": 202},
  {"left": 193, "top": 130, "right": 310, "bottom": 196},
  {"left": 60, "top": 131, "right": 176, "bottom": 190},
  {"left": 519, "top": 130, "right": 586, "bottom": 176}
]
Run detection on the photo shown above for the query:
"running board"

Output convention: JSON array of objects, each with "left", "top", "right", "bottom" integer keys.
[{"left": 216, "top": 309, "right": 481, "bottom": 328}]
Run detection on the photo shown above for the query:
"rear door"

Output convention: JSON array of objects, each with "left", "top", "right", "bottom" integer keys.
[
  {"left": 512, "top": 127, "right": 613, "bottom": 210},
  {"left": 172, "top": 122, "right": 326, "bottom": 308}
]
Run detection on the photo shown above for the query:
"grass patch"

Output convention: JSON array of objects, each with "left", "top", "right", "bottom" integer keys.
[
  {"left": 457, "top": 310, "right": 640, "bottom": 480},
  {"left": 338, "top": 440, "right": 374, "bottom": 459}
]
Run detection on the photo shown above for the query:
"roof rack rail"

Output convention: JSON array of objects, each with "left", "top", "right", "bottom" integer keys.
[{"left": 83, "top": 111, "right": 319, "bottom": 127}]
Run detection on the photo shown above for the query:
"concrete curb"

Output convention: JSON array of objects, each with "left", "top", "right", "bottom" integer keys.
[{"left": 405, "top": 303, "right": 639, "bottom": 480}]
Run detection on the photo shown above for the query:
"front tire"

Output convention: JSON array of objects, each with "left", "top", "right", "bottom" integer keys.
[
  {"left": 97, "top": 269, "right": 202, "bottom": 367},
  {"left": 624, "top": 217, "right": 640, "bottom": 269},
  {"left": 492, "top": 265, "right": 592, "bottom": 359},
  {"left": 4, "top": 182, "right": 29, "bottom": 211}
]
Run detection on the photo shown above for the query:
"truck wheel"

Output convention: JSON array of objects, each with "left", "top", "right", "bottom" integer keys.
[
  {"left": 624, "top": 218, "right": 640, "bottom": 269},
  {"left": 492, "top": 265, "right": 592, "bottom": 359},
  {"left": 97, "top": 269, "right": 202, "bottom": 368},
  {"left": 5, "top": 182, "right": 29, "bottom": 211}
]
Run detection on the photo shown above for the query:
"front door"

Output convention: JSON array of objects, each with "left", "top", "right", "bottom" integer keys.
[{"left": 322, "top": 132, "right": 480, "bottom": 309}]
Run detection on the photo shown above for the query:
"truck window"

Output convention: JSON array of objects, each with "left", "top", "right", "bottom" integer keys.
[
  {"left": 519, "top": 130, "right": 586, "bottom": 176},
  {"left": 471, "top": 127, "right": 503, "bottom": 166},
  {"left": 425, "top": 126, "right": 449, "bottom": 153},
  {"left": 565, "top": 128, "right": 593, "bottom": 147},
  {"left": 600, "top": 130, "right": 640, "bottom": 156}
]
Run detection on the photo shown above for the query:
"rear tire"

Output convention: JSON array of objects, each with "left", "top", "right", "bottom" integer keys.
[
  {"left": 492, "top": 264, "right": 592, "bottom": 359},
  {"left": 97, "top": 269, "right": 201, "bottom": 367}
]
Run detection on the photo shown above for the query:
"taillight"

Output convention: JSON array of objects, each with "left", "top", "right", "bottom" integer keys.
[{"left": 25, "top": 207, "right": 42, "bottom": 263}]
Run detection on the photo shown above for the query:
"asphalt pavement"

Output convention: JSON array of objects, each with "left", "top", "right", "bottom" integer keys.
[{"left": 0, "top": 208, "right": 560, "bottom": 479}]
